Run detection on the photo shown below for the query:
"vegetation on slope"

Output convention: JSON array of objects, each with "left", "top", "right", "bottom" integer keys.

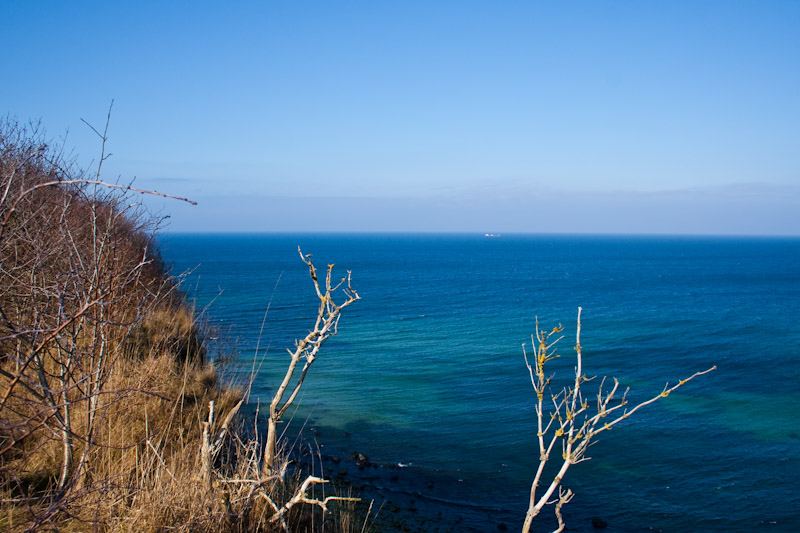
[{"left": 0, "top": 119, "right": 360, "bottom": 532}]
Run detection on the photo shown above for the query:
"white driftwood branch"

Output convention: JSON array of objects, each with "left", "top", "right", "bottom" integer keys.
[
  {"left": 521, "top": 308, "right": 716, "bottom": 532},
  {"left": 263, "top": 248, "right": 359, "bottom": 472},
  {"left": 268, "top": 476, "right": 359, "bottom": 531}
]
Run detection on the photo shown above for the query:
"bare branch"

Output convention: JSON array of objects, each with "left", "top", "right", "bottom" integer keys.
[
  {"left": 268, "top": 475, "right": 359, "bottom": 527},
  {"left": 521, "top": 309, "right": 715, "bottom": 532},
  {"left": 263, "top": 248, "right": 359, "bottom": 472}
]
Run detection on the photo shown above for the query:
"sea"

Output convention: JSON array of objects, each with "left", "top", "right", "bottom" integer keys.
[{"left": 159, "top": 233, "right": 800, "bottom": 532}]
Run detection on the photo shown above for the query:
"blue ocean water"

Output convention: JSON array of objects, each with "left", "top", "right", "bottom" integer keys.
[{"left": 160, "top": 233, "right": 800, "bottom": 532}]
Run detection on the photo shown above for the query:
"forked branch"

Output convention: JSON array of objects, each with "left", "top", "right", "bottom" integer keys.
[
  {"left": 521, "top": 308, "right": 715, "bottom": 532},
  {"left": 263, "top": 247, "right": 360, "bottom": 472},
  {"left": 266, "top": 476, "right": 359, "bottom": 532}
]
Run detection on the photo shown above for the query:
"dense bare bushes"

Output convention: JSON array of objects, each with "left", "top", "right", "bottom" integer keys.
[
  {"left": 0, "top": 119, "right": 361, "bottom": 532},
  {"left": 0, "top": 117, "right": 207, "bottom": 530}
]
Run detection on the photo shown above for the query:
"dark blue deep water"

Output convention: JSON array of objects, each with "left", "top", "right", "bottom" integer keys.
[{"left": 160, "top": 234, "right": 800, "bottom": 532}]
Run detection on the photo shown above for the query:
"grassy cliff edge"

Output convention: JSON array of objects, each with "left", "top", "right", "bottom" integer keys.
[{"left": 0, "top": 120, "right": 360, "bottom": 532}]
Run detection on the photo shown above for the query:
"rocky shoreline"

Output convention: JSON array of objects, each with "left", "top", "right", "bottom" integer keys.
[
  {"left": 292, "top": 425, "right": 517, "bottom": 533},
  {"left": 289, "top": 424, "right": 630, "bottom": 533}
]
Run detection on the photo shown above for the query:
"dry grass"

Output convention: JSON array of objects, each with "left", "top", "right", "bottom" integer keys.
[{"left": 1, "top": 301, "right": 364, "bottom": 532}]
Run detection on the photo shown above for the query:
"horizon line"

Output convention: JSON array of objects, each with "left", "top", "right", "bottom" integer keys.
[{"left": 157, "top": 230, "right": 800, "bottom": 239}]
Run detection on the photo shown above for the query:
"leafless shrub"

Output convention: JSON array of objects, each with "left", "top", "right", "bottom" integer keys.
[{"left": 0, "top": 115, "right": 224, "bottom": 531}]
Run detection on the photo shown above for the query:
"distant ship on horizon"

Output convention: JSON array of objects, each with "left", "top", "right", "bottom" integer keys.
[{"left": 484, "top": 233, "right": 501, "bottom": 237}]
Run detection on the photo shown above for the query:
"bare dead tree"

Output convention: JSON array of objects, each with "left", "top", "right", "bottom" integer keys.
[
  {"left": 521, "top": 308, "right": 715, "bottom": 533},
  {"left": 191, "top": 249, "right": 361, "bottom": 531},
  {"left": 263, "top": 247, "right": 360, "bottom": 473}
]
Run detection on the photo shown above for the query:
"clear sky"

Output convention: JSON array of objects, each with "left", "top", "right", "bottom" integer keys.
[{"left": 3, "top": 1, "right": 799, "bottom": 234}]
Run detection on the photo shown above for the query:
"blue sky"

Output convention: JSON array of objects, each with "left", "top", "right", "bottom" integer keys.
[{"left": 3, "top": 1, "right": 799, "bottom": 234}]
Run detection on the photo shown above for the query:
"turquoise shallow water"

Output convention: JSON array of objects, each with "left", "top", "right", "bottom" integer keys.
[{"left": 160, "top": 233, "right": 800, "bottom": 531}]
